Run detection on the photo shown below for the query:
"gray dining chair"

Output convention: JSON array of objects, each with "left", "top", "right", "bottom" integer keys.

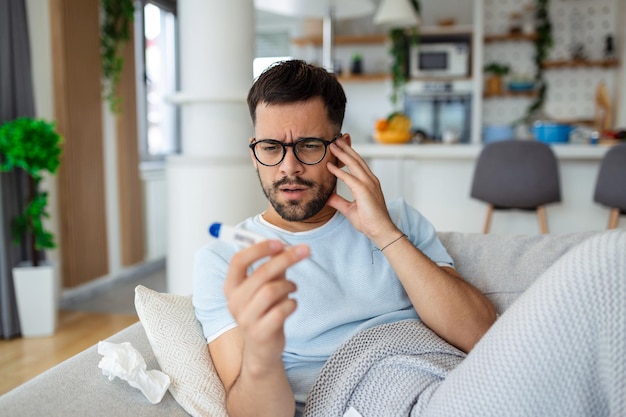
[
  {"left": 470, "top": 140, "right": 561, "bottom": 234},
  {"left": 593, "top": 142, "right": 626, "bottom": 229}
]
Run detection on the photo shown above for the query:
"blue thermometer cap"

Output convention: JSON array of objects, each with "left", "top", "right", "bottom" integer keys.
[{"left": 208, "top": 223, "right": 221, "bottom": 238}]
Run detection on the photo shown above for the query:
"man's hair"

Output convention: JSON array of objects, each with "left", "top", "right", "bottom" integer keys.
[{"left": 247, "top": 59, "right": 347, "bottom": 129}]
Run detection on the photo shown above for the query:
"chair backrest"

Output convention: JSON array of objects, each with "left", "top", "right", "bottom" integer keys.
[
  {"left": 471, "top": 140, "right": 561, "bottom": 209},
  {"left": 593, "top": 142, "right": 626, "bottom": 212}
]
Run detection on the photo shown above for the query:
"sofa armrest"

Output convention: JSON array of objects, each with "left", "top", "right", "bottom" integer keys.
[{"left": 0, "top": 322, "right": 190, "bottom": 417}]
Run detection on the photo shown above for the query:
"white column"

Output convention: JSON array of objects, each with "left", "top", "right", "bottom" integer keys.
[{"left": 167, "top": 0, "right": 266, "bottom": 295}]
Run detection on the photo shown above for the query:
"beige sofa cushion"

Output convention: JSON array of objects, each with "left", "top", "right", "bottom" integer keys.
[{"left": 134, "top": 285, "right": 227, "bottom": 417}]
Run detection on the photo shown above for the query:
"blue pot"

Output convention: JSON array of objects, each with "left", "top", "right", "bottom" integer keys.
[{"left": 532, "top": 122, "right": 574, "bottom": 143}]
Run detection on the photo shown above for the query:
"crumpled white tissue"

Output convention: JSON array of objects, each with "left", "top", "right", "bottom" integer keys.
[{"left": 97, "top": 340, "right": 170, "bottom": 404}]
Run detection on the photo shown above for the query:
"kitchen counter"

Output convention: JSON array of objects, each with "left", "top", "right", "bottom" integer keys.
[
  {"left": 343, "top": 142, "right": 621, "bottom": 234},
  {"left": 353, "top": 143, "right": 612, "bottom": 160}
]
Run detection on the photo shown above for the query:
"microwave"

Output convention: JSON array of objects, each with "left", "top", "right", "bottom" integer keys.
[{"left": 410, "top": 42, "right": 470, "bottom": 78}]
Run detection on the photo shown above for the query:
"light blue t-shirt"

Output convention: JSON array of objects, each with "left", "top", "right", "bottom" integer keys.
[{"left": 192, "top": 199, "right": 453, "bottom": 410}]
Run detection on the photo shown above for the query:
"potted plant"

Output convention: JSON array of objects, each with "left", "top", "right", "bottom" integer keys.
[
  {"left": 350, "top": 53, "right": 363, "bottom": 75},
  {"left": 0, "top": 117, "right": 63, "bottom": 337},
  {"left": 484, "top": 62, "right": 510, "bottom": 95}
]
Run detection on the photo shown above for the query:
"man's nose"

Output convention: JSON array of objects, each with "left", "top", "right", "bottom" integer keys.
[{"left": 279, "top": 146, "right": 304, "bottom": 175}]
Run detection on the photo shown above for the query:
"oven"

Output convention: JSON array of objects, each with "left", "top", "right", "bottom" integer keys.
[{"left": 403, "top": 81, "right": 472, "bottom": 143}]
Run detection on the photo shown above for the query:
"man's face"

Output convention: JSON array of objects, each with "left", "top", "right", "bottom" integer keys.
[{"left": 251, "top": 97, "right": 343, "bottom": 228}]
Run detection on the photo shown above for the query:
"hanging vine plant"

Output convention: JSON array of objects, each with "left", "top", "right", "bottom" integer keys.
[
  {"left": 523, "top": 0, "right": 553, "bottom": 123},
  {"left": 388, "top": 0, "right": 420, "bottom": 108},
  {"left": 101, "top": 0, "right": 135, "bottom": 114}
]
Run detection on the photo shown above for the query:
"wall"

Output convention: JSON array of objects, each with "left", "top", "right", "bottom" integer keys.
[
  {"left": 483, "top": 0, "right": 621, "bottom": 127},
  {"left": 141, "top": 166, "right": 168, "bottom": 262}
]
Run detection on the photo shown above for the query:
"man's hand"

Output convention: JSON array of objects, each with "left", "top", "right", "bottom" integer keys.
[
  {"left": 212, "top": 240, "right": 310, "bottom": 417},
  {"left": 325, "top": 139, "right": 400, "bottom": 248},
  {"left": 223, "top": 240, "right": 310, "bottom": 369}
]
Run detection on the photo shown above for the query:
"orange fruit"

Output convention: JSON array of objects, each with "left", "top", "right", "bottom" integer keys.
[{"left": 375, "top": 119, "right": 389, "bottom": 131}]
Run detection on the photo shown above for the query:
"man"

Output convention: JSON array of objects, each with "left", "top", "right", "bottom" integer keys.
[{"left": 193, "top": 59, "right": 497, "bottom": 417}]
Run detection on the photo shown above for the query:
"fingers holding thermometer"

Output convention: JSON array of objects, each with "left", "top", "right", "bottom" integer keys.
[{"left": 210, "top": 223, "right": 309, "bottom": 350}]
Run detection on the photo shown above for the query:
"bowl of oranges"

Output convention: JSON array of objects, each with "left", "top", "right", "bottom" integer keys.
[{"left": 373, "top": 112, "right": 412, "bottom": 144}]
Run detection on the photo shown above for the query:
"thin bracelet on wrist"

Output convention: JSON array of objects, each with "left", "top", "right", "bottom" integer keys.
[{"left": 378, "top": 233, "right": 408, "bottom": 251}]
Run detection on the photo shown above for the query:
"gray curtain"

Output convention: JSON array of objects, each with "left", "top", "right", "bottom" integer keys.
[{"left": 0, "top": 0, "right": 36, "bottom": 339}]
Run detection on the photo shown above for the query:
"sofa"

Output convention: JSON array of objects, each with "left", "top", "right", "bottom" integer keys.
[{"left": 0, "top": 230, "right": 610, "bottom": 416}]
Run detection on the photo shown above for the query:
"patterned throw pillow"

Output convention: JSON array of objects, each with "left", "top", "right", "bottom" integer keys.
[{"left": 134, "top": 285, "right": 227, "bottom": 417}]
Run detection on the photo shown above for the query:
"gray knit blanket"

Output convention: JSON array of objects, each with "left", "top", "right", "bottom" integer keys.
[
  {"left": 303, "top": 320, "right": 466, "bottom": 417},
  {"left": 304, "top": 230, "right": 626, "bottom": 417}
]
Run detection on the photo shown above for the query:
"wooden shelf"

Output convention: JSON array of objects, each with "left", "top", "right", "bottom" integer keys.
[
  {"left": 484, "top": 32, "right": 537, "bottom": 42},
  {"left": 542, "top": 58, "right": 620, "bottom": 69},
  {"left": 554, "top": 117, "right": 595, "bottom": 126},
  {"left": 292, "top": 33, "right": 388, "bottom": 47},
  {"left": 418, "top": 25, "right": 473, "bottom": 36},
  {"left": 337, "top": 73, "right": 389, "bottom": 82},
  {"left": 292, "top": 27, "right": 475, "bottom": 47},
  {"left": 484, "top": 90, "right": 537, "bottom": 98}
]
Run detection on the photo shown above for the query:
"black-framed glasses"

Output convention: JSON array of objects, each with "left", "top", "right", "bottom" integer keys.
[{"left": 249, "top": 133, "right": 343, "bottom": 166}]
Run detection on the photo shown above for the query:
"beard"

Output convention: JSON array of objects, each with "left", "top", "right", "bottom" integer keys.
[{"left": 258, "top": 172, "right": 337, "bottom": 222}]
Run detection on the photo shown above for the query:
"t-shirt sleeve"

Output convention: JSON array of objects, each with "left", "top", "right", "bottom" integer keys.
[
  {"left": 390, "top": 199, "right": 455, "bottom": 268},
  {"left": 192, "top": 243, "right": 238, "bottom": 343}
]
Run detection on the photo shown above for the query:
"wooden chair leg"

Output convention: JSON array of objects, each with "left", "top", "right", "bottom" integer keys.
[
  {"left": 483, "top": 204, "right": 494, "bottom": 234},
  {"left": 537, "top": 205, "right": 549, "bottom": 234},
  {"left": 608, "top": 208, "right": 620, "bottom": 229}
]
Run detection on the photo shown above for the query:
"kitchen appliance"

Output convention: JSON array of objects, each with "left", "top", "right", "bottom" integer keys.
[
  {"left": 410, "top": 42, "right": 470, "bottom": 78},
  {"left": 403, "top": 81, "right": 472, "bottom": 143}
]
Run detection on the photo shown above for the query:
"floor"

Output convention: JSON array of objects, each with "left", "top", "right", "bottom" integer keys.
[
  {"left": 62, "top": 266, "right": 168, "bottom": 315},
  {"left": 0, "top": 266, "right": 167, "bottom": 396}
]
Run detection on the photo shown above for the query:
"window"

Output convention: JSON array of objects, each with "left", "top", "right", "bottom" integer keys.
[
  {"left": 254, "top": 31, "right": 291, "bottom": 78},
  {"left": 135, "top": 0, "right": 179, "bottom": 161}
]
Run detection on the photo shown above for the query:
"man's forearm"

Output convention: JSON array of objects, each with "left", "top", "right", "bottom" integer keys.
[
  {"left": 382, "top": 236, "right": 497, "bottom": 352},
  {"left": 226, "top": 360, "right": 295, "bottom": 417}
]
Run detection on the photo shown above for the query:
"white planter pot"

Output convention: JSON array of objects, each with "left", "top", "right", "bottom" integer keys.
[{"left": 12, "top": 263, "right": 59, "bottom": 337}]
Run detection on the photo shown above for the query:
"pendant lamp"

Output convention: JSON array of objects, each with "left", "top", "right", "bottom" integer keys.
[{"left": 373, "top": 0, "right": 421, "bottom": 27}]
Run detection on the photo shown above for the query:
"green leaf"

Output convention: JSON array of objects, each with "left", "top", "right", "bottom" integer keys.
[
  {"left": 0, "top": 118, "right": 63, "bottom": 179},
  {"left": 0, "top": 117, "right": 62, "bottom": 253},
  {"left": 101, "top": 0, "right": 135, "bottom": 114}
]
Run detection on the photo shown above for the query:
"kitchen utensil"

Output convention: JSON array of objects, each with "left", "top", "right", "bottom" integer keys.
[
  {"left": 594, "top": 82, "right": 612, "bottom": 131},
  {"left": 532, "top": 122, "right": 574, "bottom": 143}
]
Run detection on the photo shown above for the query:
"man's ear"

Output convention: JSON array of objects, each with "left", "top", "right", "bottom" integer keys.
[{"left": 249, "top": 137, "right": 259, "bottom": 169}]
